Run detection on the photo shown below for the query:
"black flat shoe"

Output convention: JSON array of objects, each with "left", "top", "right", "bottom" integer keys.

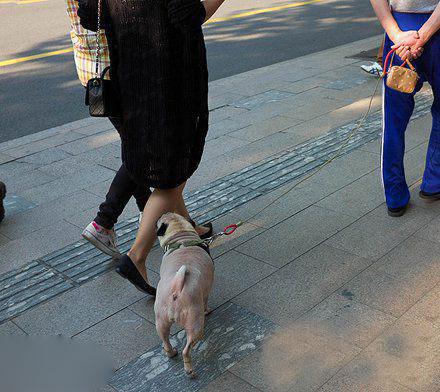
[
  {"left": 199, "top": 222, "right": 213, "bottom": 240},
  {"left": 419, "top": 190, "right": 440, "bottom": 200},
  {"left": 189, "top": 219, "right": 213, "bottom": 239},
  {"left": 0, "top": 182, "right": 6, "bottom": 223},
  {"left": 116, "top": 255, "right": 156, "bottom": 296},
  {"left": 387, "top": 204, "right": 408, "bottom": 217}
]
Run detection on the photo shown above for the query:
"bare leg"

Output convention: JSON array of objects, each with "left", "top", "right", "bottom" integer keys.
[
  {"left": 156, "top": 319, "right": 177, "bottom": 358},
  {"left": 127, "top": 183, "right": 185, "bottom": 281}
]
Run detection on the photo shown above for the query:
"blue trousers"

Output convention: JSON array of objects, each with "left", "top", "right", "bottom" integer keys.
[{"left": 382, "top": 12, "right": 440, "bottom": 208}]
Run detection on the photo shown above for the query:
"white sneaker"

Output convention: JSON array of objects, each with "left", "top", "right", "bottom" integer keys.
[
  {"left": 360, "top": 62, "right": 383, "bottom": 77},
  {"left": 82, "top": 221, "right": 121, "bottom": 258},
  {"left": 139, "top": 212, "right": 143, "bottom": 225}
]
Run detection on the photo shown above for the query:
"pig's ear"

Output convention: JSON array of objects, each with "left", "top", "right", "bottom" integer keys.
[{"left": 156, "top": 222, "right": 168, "bottom": 237}]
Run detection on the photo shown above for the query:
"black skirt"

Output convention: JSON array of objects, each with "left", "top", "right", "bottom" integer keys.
[{"left": 79, "top": 0, "right": 209, "bottom": 188}]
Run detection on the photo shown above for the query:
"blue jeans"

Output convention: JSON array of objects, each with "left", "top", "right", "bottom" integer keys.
[{"left": 382, "top": 12, "right": 440, "bottom": 208}]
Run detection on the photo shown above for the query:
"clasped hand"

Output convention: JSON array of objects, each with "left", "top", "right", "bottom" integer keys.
[{"left": 391, "top": 30, "right": 424, "bottom": 61}]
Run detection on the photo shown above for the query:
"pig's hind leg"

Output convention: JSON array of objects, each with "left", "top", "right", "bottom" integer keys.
[
  {"left": 182, "top": 315, "right": 205, "bottom": 378},
  {"left": 156, "top": 318, "right": 177, "bottom": 358}
]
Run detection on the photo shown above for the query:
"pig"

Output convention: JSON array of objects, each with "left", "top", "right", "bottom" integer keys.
[{"left": 154, "top": 212, "right": 214, "bottom": 378}]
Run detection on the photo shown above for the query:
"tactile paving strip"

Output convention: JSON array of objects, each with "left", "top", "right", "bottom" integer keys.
[{"left": 0, "top": 91, "right": 433, "bottom": 324}]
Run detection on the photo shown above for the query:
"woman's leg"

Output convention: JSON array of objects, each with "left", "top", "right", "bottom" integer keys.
[
  {"left": 94, "top": 164, "right": 138, "bottom": 230},
  {"left": 381, "top": 32, "right": 423, "bottom": 209},
  {"left": 127, "top": 182, "right": 186, "bottom": 281},
  {"left": 420, "top": 34, "right": 440, "bottom": 194}
]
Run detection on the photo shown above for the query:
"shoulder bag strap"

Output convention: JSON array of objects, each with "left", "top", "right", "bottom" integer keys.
[{"left": 94, "top": 0, "right": 102, "bottom": 78}]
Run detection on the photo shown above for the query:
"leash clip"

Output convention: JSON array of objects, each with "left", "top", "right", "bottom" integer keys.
[{"left": 204, "top": 221, "right": 243, "bottom": 245}]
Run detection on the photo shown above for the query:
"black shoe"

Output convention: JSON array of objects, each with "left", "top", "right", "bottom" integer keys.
[
  {"left": 199, "top": 222, "right": 213, "bottom": 240},
  {"left": 116, "top": 255, "right": 156, "bottom": 296},
  {"left": 189, "top": 219, "right": 213, "bottom": 239},
  {"left": 419, "top": 190, "right": 440, "bottom": 201},
  {"left": 387, "top": 204, "right": 408, "bottom": 217},
  {"left": 0, "top": 182, "right": 6, "bottom": 223}
]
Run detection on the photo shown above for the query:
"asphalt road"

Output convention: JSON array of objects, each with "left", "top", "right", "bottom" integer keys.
[{"left": 0, "top": 0, "right": 382, "bottom": 142}]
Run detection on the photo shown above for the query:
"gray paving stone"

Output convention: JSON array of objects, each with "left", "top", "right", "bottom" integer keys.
[
  {"left": 20, "top": 166, "right": 115, "bottom": 205},
  {"left": 233, "top": 90, "right": 297, "bottom": 111},
  {"left": 279, "top": 77, "right": 328, "bottom": 94},
  {"left": 0, "top": 221, "right": 81, "bottom": 275},
  {"left": 0, "top": 152, "right": 16, "bottom": 164},
  {"left": 5, "top": 169, "right": 56, "bottom": 194},
  {"left": 0, "top": 321, "right": 26, "bottom": 335},
  {"left": 209, "top": 106, "right": 248, "bottom": 124},
  {"left": 225, "top": 130, "right": 307, "bottom": 167},
  {"left": 359, "top": 138, "right": 381, "bottom": 154},
  {"left": 297, "top": 293, "right": 396, "bottom": 348},
  {"left": 73, "top": 119, "right": 114, "bottom": 136},
  {"left": 304, "top": 149, "right": 380, "bottom": 195},
  {"left": 200, "top": 371, "right": 261, "bottom": 392},
  {"left": 74, "top": 308, "right": 160, "bottom": 368},
  {"left": 282, "top": 95, "right": 348, "bottom": 122},
  {"left": 0, "top": 160, "right": 39, "bottom": 179},
  {"left": 110, "top": 302, "right": 275, "bottom": 392},
  {"left": 237, "top": 206, "right": 356, "bottom": 268},
  {"left": 203, "top": 135, "right": 249, "bottom": 158},
  {"left": 59, "top": 131, "right": 120, "bottom": 155},
  {"left": 331, "top": 316, "right": 440, "bottom": 392},
  {"left": 402, "top": 283, "right": 440, "bottom": 327},
  {"left": 208, "top": 91, "right": 247, "bottom": 110},
  {"left": 38, "top": 153, "right": 98, "bottom": 177},
  {"left": 319, "top": 63, "right": 373, "bottom": 87},
  {"left": 17, "top": 147, "right": 72, "bottom": 166},
  {"left": 0, "top": 191, "right": 101, "bottom": 240},
  {"left": 4, "top": 131, "right": 86, "bottom": 159},
  {"left": 185, "top": 156, "right": 252, "bottom": 193},
  {"left": 284, "top": 113, "right": 361, "bottom": 148},
  {"left": 97, "top": 385, "right": 118, "bottom": 392},
  {"left": 233, "top": 244, "right": 371, "bottom": 325},
  {"left": 337, "top": 255, "right": 438, "bottom": 318},
  {"left": 0, "top": 125, "right": 70, "bottom": 152},
  {"left": 229, "top": 115, "right": 299, "bottom": 142},
  {"left": 414, "top": 213, "right": 440, "bottom": 245},
  {"left": 13, "top": 271, "right": 146, "bottom": 336},
  {"left": 372, "top": 236, "right": 440, "bottom": 288},
  {"left": 2, "top": 195, "right": 36, "bottom": 218},
  {"left": 205, "top": 117, "right": 248, "bottom": 140},
  {"left": 409, "top": 185, "right": 440, "bottom": 214},
  {"left": 404, "top": 142, "right": 428, "bottom": 186},
  {"left": 316, "top": 170, "right": 384, "bottom": 219},
  {"left": 209, "top": 220, "right": 265, "bottom": 260},
  {"left": 0, "top": 233, "right": 9, "bottom": 246},
  {"left": 319, "top": 358, "right": 416, "bottom": 391},
  {"left": 229, "top": 326, "right": 360, "bottom": 392},
  {"left": 325, "top": 219, "right": 408, "bottom": 261},
  {"left": 354, "top": 201, "right": 435, "bottom": 239},
  {"left": 405, "top": 114, "right": 432, "bottom": 151},
  {"left": 208, "top": 181, "right": 316, "bottom": 230},
  {"left": 209, "top": 250, "right": 276, "bottom": 310}
]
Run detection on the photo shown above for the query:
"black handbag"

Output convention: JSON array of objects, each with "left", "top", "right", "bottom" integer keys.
[{"left": 85, "top": 0, "right": 121, "bottom": 117}]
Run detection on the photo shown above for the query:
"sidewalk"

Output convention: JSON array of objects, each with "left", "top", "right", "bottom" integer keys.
[{"left": 1, "top": 35, "right": 439, "bottom": 391}]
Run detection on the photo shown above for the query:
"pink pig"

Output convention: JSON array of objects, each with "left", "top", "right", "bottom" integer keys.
[{"left": 154, "top": 213, "right": 214, "bottom": 378}]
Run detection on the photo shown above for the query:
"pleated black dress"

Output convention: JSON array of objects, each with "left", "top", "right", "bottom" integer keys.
[{"left": 78, "top": 0, "right": 209, "bottom": 189}]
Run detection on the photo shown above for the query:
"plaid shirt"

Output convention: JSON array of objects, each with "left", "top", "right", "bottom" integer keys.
[{"left": 66, "top": 0, "right": 110, "bottom": 86}]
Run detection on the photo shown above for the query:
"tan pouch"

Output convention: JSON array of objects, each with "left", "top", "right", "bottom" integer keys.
[{"left": 383, "top": 50, "right": 419, "bottom": 94}]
